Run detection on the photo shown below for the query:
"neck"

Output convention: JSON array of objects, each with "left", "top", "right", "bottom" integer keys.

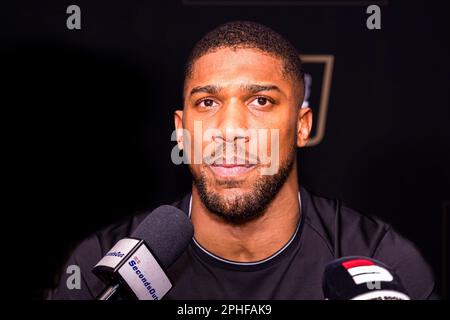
[{"left": 190, "top": 167, "right": 300, "bottom": 262}]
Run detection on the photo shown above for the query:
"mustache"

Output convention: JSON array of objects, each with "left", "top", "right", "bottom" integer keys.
[{"left": 203, "top": 142, "right": 259, "bottom": 165}]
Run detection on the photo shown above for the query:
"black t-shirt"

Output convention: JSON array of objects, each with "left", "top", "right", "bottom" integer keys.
[{"left": 50, "top": 186, "right": 436, "bottom": 300}]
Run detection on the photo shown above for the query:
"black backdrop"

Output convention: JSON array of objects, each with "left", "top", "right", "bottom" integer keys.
[{"left": 3, "top": 0, "right": 449, "bottom": 299}]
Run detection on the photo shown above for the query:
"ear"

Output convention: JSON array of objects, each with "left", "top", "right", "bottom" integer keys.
[
  {"left": 174, "top": 110, "right": 184, "bottom": 150},
  {"left": 297, "top": 107, "right": 313, "bottom": 147}
]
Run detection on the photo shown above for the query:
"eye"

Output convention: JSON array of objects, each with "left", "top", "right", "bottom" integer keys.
[
  {"left": 197, "top": 98, "right": 219, "bottom": 109},
  {"left": 248, "top": 96, "right": 274, "bottom": 108}
]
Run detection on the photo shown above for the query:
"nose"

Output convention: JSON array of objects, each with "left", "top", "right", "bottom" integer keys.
[{"left": 213, "top": 100, "right": 249, "bottom": 144}]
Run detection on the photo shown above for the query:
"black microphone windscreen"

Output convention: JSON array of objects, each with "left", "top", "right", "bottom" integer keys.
[
  {"left": 322, "top": 256, "right": 410, "bottom": 300},
  {"left": 132, "top": 205, "right": 194, "bottom": 269}
]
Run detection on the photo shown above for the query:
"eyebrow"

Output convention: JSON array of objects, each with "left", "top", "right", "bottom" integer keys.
[
  {"left": 241, "top": 84, "right": 281, "bottom": 95},
  {"left": 190, "top": 85, "right": 220, "bottom": 96},
  {"left": 189, "top": 84, "right": 281, "bottom": 96}
]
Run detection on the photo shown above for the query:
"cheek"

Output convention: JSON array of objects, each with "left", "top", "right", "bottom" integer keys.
[
  {"left": 182, "top": 120, "right": 219, "bottom": 168},
  {"left": 250, "top": 110, "right": 297, "bottom": 155},
  {"left": 280, "top": 119, "right": 298, "bottom": 159},
  {"left": 277, "top": 108, "right": 298, "bottom": 145}
]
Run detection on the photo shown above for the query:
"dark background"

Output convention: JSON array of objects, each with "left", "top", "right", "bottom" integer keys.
[{"left": 2, "top": 0, "right": 449, "bottom": 299}]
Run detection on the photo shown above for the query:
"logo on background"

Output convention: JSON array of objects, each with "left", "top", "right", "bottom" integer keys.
[{"left": 300, "top": 54, "right": 335, "bottom": 147}]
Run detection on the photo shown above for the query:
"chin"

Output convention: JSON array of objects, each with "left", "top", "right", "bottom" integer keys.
[{"left": 217, "top": 187, "right": 246, "bottom": 199}]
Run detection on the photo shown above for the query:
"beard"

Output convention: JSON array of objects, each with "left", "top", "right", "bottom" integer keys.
[{"left": 190, "top": 142, "right": 296, "bottom": 224}]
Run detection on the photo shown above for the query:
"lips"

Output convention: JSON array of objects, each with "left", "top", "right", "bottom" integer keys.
[{"left": 209, "top": 163, "right": 256, "bottom": 177}]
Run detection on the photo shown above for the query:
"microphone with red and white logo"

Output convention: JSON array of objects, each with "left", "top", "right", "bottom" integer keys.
[{"left": 322, "top": 256, "right": 411, "bottom": 300}]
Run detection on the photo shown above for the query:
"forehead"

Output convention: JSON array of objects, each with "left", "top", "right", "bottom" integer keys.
[{"left": 186, "top": 48, "right": 288, "bottom": 90}]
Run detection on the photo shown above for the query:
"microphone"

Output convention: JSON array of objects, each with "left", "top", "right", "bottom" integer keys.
[
  {"left": 92, "top": 205, "right": 194, "bottom": 300},
  {"left": 322, "top": 256, "right": 411, "bottom": 300}
]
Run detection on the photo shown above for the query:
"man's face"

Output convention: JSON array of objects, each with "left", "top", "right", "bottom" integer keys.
[{"left": 176, "top": 47, "right": 307, "bottom": 223}]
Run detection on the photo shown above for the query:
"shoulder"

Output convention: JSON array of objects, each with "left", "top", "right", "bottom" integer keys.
[
  {"left": 372, "top": 226, "right": 436, "bottom": 299},
  {"left": 50, "top": 193, "right": 191, "bottom": 299},
  {"left": 301, "top": 186, "right": 436, "bottom": 299},
  {"left": 301, "top": 186, "right": 390, "bottom": 256},
  {"left": 49, "top": 212, "right": 147, "bottom": 299},
  {"left": 71, "top": 192, "right": 191, "bottom": 260}
]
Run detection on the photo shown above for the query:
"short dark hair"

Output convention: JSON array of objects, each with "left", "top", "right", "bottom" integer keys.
[{"left": 184, "top": 21, "right": 304, "bottom": 86}]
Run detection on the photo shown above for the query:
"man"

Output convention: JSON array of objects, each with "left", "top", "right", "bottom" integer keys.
[{"left": 51, "top": 21, "right": 436, "bottom": 299}]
